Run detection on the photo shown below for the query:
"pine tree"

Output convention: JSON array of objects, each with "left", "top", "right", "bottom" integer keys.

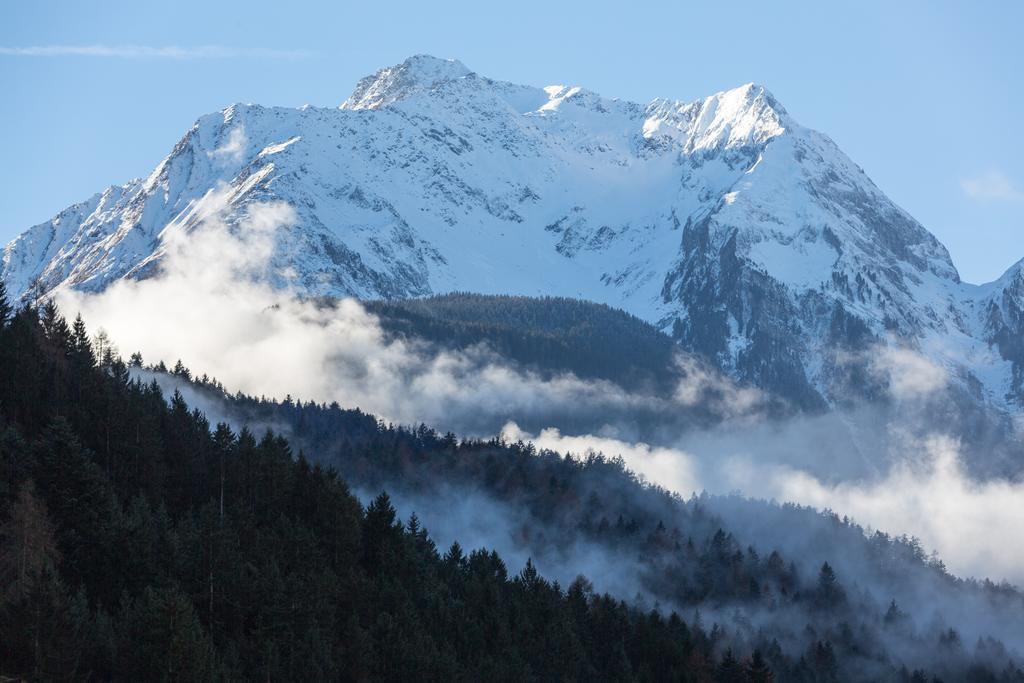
[
  {"left": 119, "top": 586, "right": 219, "bottom": 680},
  {"left": 816, "top": 562, "right": 846, "bottom": 609},
  {"left": 0, "top": 278, "right": 12, "bottom": 328},
  {"left": 172, "top": 359, "right": 191, "bottom": 379},
  {"left": 40, "top": 299, "right": 71, "bottom": 349},
  {"left": 746, "top": 649, "right": 774, "bottom": 682},
  {"left": 32, "top": 418, "right": 116, "bottom": 598},
  {"left": 0, "top": 566, "right": 84, "bottom": 680},
  {"left": 885, "top": 598, "right": 904, "bottom": 625},
  {"left": 809, "top": 640, "right": 838, "bottom": 681},
  {"left": 362, "top": 491, "right": 401, "bottom": 573},
  {"left": 71, "top": 313, "right": 95, "bottom": 367},
  {"left": 715, "top": 648, "right": 744, "bottom": 682},
  {"left": 443, "top": 540, "right": 465, "bottom": 569},
  {"left": 0, "top": 481, "right": 61, "bottom": 602}
]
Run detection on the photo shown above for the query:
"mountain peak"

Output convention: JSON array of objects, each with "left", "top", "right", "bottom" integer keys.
[
  {"left": 341, "top": 55, "right": 473, "bottom": 110},
  {"left": 643, "top": 81, "right": 790, "bottom": 151},
  {"left": 8, "top": 60, "right": 1023, "bottom": 413},
  {"left": 697, "top": 82, "right": 790, "bottom": 131}
]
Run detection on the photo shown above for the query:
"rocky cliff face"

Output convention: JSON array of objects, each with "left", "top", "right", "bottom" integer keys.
[
  {"left": 975, "top": 260, "right": 1024, "bottom": 400},
  {"left": 3, "top": 55, "right": 1020, "bottom": 413}
]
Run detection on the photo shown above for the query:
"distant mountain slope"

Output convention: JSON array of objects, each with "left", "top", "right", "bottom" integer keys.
[{"left": 3, "top": 54, "right": 1021, "bottom": 413}]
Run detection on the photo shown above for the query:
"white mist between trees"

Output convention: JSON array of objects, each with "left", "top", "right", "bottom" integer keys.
[{"left": 56, "top": 192, "right": 1024, "bottom": 586}]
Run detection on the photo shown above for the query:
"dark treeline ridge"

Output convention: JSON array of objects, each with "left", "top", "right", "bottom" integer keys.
[
  {"left": 0, "top": 289, "right": 1022, "bottom": 681},
  {"left": 364, "top": 292, "right": 788, "bottom": 432},
  {"left": 364, "top": 292, "right": 682, "bottom": 394}
]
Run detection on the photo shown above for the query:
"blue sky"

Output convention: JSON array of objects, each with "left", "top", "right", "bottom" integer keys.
[{"left": 1, "top": 0, "right": 1021, "bottom": 283}]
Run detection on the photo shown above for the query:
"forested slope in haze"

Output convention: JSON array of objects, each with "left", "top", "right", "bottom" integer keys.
[
  {"left": 1, "top": 289, "right": 1023, "bottom": 681},
  {"left": 365, "top": 293, "right": 682, "bottom": 395}
]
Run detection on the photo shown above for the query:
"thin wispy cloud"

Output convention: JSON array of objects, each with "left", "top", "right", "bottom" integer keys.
[
  {"left": 960, "top": 170, "right": 1024, "bottom": 202},
  {"left": 208, "top": 126, "right": 248, "bottom": 164},
  {"left": 0, "top": 44, "right": 312, "bottom": 60}
]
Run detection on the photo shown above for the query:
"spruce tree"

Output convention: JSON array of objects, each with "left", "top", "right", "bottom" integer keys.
[
  {"left": 0, "top": 278, "right": 12, "bottom": 328},
  {"left": 119, "top": 586, "right": 219, "bottom": 680},
  {"left": 746, "top": 649, "right": 774, "bottom": 682},
  {"left": 71, "top": 313, "right": 95, "bottom": 367},
  {"left": 816, "top": 561, "right": 846, "bottom": 609},
  {"left": 40, "top": 299, "right": 71, "bottom": 349},
  {"left": 0, "top": 481, "right": 62, "bottom": 602}
]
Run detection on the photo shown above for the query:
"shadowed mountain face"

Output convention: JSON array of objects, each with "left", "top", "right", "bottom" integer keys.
[{"left": 3, "top": 55, "right": 1022, "bottom": 414}]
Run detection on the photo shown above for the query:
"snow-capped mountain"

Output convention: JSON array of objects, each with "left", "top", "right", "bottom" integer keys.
[{"left": 3, "top": 54, "right": 1022, "bottom": 412}]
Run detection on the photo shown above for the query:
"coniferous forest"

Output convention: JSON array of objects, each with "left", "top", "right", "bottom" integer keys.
[
  {"left": 365, "top": 293, "right": 682, "bottom": 394},
  {"left": 2, "top": 286, "right": 1024, "bottom": 681}
]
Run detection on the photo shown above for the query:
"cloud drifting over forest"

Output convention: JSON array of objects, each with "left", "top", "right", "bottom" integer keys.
[
  {"left": 56, "top": 193, "right": 1024, "bottom": 586},
  {"left": 504, "top": 422, "right": 1024, "bottom": 585},
  {"left": 59, "top": 192, "right": 740, "bottom": 431}
]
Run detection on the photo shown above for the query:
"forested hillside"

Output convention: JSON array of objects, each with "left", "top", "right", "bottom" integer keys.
[
  {"left": 364, "top": 293, "right": 789, "bottom": 433},
  {"left": 365, "top": 293, "right": 682, "bottom": 395},
  {"left": 157, "top": 356, "right": 1024, "bottom": 682},
  {"left": 1, "top": 288, "right": 1023, "bottom": 681}
]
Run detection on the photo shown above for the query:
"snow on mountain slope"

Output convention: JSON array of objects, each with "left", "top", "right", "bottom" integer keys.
[
  {"left": 3, "top": 54, "right": 1021, "bottom": 413},
  {"left": 969, "top": 259, "right": 1024, "bottom": 400}
]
